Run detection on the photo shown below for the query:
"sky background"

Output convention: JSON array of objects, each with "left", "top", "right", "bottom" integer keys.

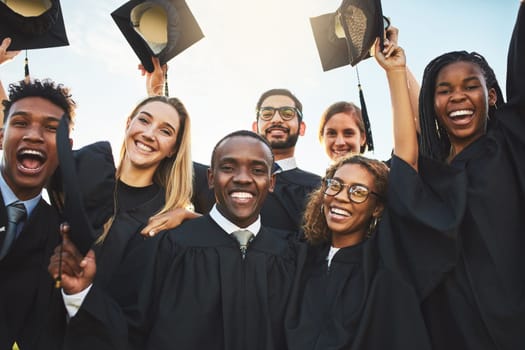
[{"left": 1, "top": 0, "right": 520, "bottom": 175}]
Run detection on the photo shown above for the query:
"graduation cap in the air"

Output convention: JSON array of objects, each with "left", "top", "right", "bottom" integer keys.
[
  {"left": 112, "top": 0, "right": 204, "bottom": 73},
  {"left": 310, "top": 0, "right": 389, "bottom": 152},
  {"left": 0, "top": 0, "right": 69, "bottom": 50},
  {"left": 51, "top": 117, "right": 116, "bottom": 256},
  {"left": 310, "top": 0, "right": 387, "bottom": 71}
]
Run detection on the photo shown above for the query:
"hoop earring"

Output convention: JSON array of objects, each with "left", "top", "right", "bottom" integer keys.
[
  {"left": 366, "top": 217, "right": 379, "bottom": 238},
  {"left": 320, "top": 204, "right": 325, "bottom": 215},
  {"left": 434, "top": 119, "right": 441, "bottom": 138}
]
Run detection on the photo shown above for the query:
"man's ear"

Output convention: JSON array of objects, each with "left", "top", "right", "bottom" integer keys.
[
  {"left": 299, "top": 121, "right": 306, "bottom": 136},
  {"left": 268, "top": 173, "right": 276, "bottom": 193},
  {"left": 251, "top": 121, "right": 258, "bottom": 133},
  {"left": 207, "top": 167, "right": 214, "bottom": 189}
]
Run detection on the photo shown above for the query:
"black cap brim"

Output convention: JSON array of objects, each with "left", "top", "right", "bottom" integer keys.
[
  {"left": 111, "top": 0, "right": 204, "bottom": 73},
  {"left": 55, "top": 118, "right": 115, "bottom": 255},
  {"left": 0, "top": 0, "right": 69, "bottom": 50},
  {"left": 310, "top": 13, "right": 351, "bottom": 72}
]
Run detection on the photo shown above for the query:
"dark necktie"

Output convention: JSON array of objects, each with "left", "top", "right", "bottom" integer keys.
[
  {"left": 0, "top": 201, "right": 27, "bottom": 260},
  {"left": 231, "top": 229, "right": 254, "bottom": 259},
  {"left": 272, "top": 162, "right": 282, "bottom": 174}
]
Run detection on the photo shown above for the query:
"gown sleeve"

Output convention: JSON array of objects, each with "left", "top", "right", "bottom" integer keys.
[
  {"left": 505, "top": 2, "right": 525, "bottom": 114},
  {"left": 378, "top": 155, "right": 467, "bottom": 299},
  {"left": 497, "top": 2, "right": 525, "bottom": 197}
]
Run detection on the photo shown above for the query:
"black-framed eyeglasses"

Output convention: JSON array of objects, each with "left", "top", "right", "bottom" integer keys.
[
  {"left": 324, "top": 178, "right": 380, "bottom": 204},
  {"left": 257, "top": 106, "right": 302, "bottom": 121}
]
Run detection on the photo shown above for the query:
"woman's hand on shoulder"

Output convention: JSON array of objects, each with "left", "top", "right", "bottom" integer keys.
[{"left": 141, "top": 208, "right": 201, "bottom": 237}]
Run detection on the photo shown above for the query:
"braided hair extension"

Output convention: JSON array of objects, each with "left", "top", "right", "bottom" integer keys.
[{"left": 418, "top": 51, "right": 505, "bottom": 162}]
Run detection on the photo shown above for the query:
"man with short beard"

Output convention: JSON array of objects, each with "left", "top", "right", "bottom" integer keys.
[{"left": 252, "top": 88, "right": 321, "bottom": 232}]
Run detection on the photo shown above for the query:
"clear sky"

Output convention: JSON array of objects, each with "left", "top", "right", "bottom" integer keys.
[{"left": 1, "top": 0, "right": 519, "bottom": 175}]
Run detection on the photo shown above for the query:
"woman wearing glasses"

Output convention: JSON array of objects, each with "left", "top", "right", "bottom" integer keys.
[
  {"left": 285, "top": 153, "right": 435, "bottom": 349},
  {"left": 284, "top": 23, "right": 463, "bottom": 348}
]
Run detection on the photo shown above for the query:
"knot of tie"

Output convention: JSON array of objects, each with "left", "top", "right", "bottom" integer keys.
[
  {"left": 231, "top": 229, "right": 254, "bottom": 259},
  {"left": 0, "top": 201, "right": 27, "bottom": 260},
  {"left": 7, "top": 202, "right": 26, "bottom": 224},
  {"left": 272, "top": 162, "right": 282, "bottom": 174}
]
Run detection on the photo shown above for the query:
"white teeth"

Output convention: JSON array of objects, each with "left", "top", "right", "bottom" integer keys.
[
  {"left": 330, "top": 207, "right": 351, "bottom": 217},
  {"left": 231, "top": 192, "right": 253, "bottom": 199},
  {"left": 449, "top": 110, "right": 473, "bottom": 118},
  {"left": 19, "top": 149, "right": 44, "bottom": 157},
  {"left": 136, "top": 142, "right": 153, "bottom": 152}
]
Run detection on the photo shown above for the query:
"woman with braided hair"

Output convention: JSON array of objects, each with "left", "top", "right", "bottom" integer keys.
[{"left": 379, "top": 2, "right": 525, "bottom": 349}]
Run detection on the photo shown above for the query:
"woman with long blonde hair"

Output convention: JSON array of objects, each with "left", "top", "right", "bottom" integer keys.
[{"left": 49, "top": 92, "right": 195, "bottom": 350}]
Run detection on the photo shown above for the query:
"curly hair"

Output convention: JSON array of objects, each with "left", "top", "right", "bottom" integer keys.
[
  {"left": 2, "top": 78, "right": 76, "bottom": 126},
  {"left": 418, "top": 51, "right": 505, "bottom": 162},
  {"left": 302, "top": 155, "right": 389, "bottom": 245}
]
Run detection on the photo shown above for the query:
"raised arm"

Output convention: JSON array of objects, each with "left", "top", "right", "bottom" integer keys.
[
  {"left": 0, "top": 37, "right": 21, "bottom": 126},
  {"left": 374, "top": 40, "right": 418, "bottom": 170},
  {"left": 506, "top": 1, "right": 525, "bottom": 112},
  {"left": 385, "top": 27, "right": 421, "bottom": 134}
]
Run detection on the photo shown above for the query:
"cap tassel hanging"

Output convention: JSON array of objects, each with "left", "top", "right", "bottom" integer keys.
[
  {"left": 24, "top": 50, "right": 30, "bottom": 83},
  {"left": 356, "top": 66, "right": 374, "bottom": 152},
  {"left": 163, "top": 70, "right": 169, "bottom": 97}
]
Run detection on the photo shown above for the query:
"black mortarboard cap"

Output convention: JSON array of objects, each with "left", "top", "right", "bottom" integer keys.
[
  {"left": 112, "top": 0, "right": 204, "bottom": 73},
  {"left": 310, "top": 0, "right": 386, "bottom": 71},
  {"left": 53, "top": 118, "right": 115, "bottom": 255},
  {"left": 0, "top": 0, "right": 69, "bottom": 50}
]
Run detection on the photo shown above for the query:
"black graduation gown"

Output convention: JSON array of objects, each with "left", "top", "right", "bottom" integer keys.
[
  {"left": 260, "top": 168, "right": 321, "bottom": 232},
  {"left": 285, "top": 235, "right": 432, "bottom": 350},
  {"left": 380, "top": 6, "right": 525, "bottom": 349},
  {"left": 63, "top": 187, "right": 165, "bottom": 350},
  {"left": 146, "top": 215, "right": 306, "bottom": 350},
  {"left": 0, "top": 197, "right": 64, "bottom": 350},
  {"left": 192, "top": 161, "right": 214, "bottom": 215}
]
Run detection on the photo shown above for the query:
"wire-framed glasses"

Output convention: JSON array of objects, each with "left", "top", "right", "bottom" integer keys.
[
  {"left": 257, "top": 106, "right": 302, "bottom": 121},
  {"left": 324, "top": 178, "right": 380, "bottom": 204}
]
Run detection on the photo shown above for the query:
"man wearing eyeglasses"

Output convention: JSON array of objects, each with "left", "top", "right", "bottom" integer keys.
[{"left": 252, "top": 88, "right": 321, "bottom": 232}]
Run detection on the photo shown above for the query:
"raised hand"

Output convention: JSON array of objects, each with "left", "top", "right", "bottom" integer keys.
[
  {"left": 374, "top": 36, "right": 406, "bottom": 72},
  {"left": 48, "top": 223, "right": 97, "bottom": 295},
  {"left": 0, "top": 37, "right": 20, "bottom": 66},
  {"left": 139, "top": 56, "right": 168, "bottom": 96}
]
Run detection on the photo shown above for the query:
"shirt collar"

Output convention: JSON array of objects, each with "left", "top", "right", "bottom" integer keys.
[
  {"left": 0, "top": 170, "right": 42, "bottom": 217},
  {"left": 209, "top": 204, "right": 261, "bottom": 236},
  {"left": 275, "top": 156, "right": 297, "bottom": 172}
]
